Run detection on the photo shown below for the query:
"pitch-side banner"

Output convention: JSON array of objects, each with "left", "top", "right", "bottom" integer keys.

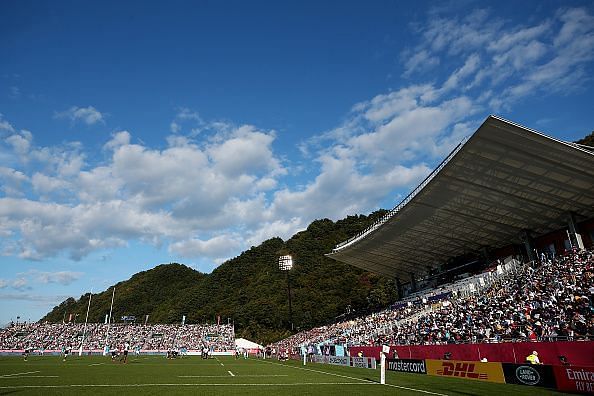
[
  {"left": 553, "top": 365, "right": 594, "bottom": 394},
  {"left": 426, "top": 359, "right": 505, "bottom": 383},
  {"left": 386, "top": 359, "right": 427, "bottom": 374},
  {"left": 351, "top": 356, "right": 376, "bottom": 369},
  {"left": 502, "top": 363, "right": 556, "bottom": 389},
  {"left": 311, "top": 355, "right": 375, "bottom": 369},
  {"left": 312, "top": 355, "right": 349, "bottom": 366}
]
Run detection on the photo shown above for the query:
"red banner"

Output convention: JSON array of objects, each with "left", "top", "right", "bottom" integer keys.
[
  {"left": 350, "top": 341, "right": 594, "bottom": 367},
  {"left": 553, "top": 365, "right": 594, "bottom": 394}
]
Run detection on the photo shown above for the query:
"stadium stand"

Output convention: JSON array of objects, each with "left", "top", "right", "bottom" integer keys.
[
  {"left": 271, "top": 248, "right": 593, "bottom": 354},
  {"left": 0, "top": 323, "right": 234, "bottom": 352}
]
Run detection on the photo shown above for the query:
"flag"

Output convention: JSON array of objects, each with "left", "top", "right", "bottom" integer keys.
[
  {"left": 69, "top": 314, "right": 73, "bottom": 322},
  {"left": 182, "top": 315, "right": 186, "bottom": 325},
  {"left": 217, "top": 315, "right": 220, "bottom": 326},
  {"left": 145, "top": 315, "right": 149, "bottom": 325},
  {"left": 104, "top": 314, "right": 109, "bottom": 324}
]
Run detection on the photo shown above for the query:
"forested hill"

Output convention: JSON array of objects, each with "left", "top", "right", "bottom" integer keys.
[{"left": 41, "top": 210, "right": 398, "bottom": 344}]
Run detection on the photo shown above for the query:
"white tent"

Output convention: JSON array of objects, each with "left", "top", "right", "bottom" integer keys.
[{"left": 235, "top": 338, "right": 263, "bottom": 351}]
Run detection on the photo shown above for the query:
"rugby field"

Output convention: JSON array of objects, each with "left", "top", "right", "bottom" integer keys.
[{"left": 0, "top": 355, "right": 574, "bottom": 395}]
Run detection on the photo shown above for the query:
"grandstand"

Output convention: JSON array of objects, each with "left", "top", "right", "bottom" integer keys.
[
  {"left": 273, "top": 250, "right": 593, "bottom": 357},
  {"left": 328, "top": 115, "right": 594, "bottom": 290}
]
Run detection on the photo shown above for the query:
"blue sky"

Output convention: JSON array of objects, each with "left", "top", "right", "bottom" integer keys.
[{"left": 1, "top": 0, "right": 593, "bottom": 325}]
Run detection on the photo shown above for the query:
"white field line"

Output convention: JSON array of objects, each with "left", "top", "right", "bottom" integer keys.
[
  {"left": 382, "top": 383, "right": 449, "bottom": 395},
  {"left": 215, "top": 357, "right": 224, "bottom": 366},
  {"left": 69, "top": 363, "right": 229, "bottom": 366},
  {"left": 255, "top": 359, "right": 449, "bottom": 396},
  {"left": 178, "top": 374, "right": 288, "bottom": 378},
  {"left": 0, "top": 382, "right": 377, "bottom": 389},
  {"left": 227, "top": 371, "right": 235, "bottom": 377},
  {"left": 256, "top": 359, "right": 373, "bottom": 384},
  {"left": 89, "top": 363, "right": 105, "bottom": 366},
  {"left": 0, "top": 376, "right": 59, "bottom": 378},
  {"left": 0, "top": 371, "right": 40, "bottom": 378}
]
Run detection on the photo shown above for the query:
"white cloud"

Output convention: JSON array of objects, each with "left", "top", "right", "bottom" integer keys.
[
  {"left": 441, "top": 53, "right": 481, "bottom": 92},
  {"left": 269, "top": 154, "right": 430, "bottom": 224},
  {"left": 488, "top": 21, "right": 551, "bottom": 53},
  {"left": 169, "top": 108, "right": 203, "bottom": 134},
  {"left": 31, "top": 173, "right": 71, "bottom": 195},
  {"left": 0, "top": 167, "right": 29, "bottom": 196},
  {"left": 419, "top": 7, "right": 594, "bottom": 106},
  {"left": 207, "top": 126, "right": 283, "bottom": 177},
  {"left": 402, "top": 49, "right": 440, "bottom": 77},
  {"left": 423, "top": 8, "right": 500, "bottom": 55},
  {"left": 166, "top": 135, "right": 191, "bottom": 147},
  {"left": 0, "top": 114, "right": 16, "bottom": 133},
  {"left": 20, "top": 270, "right": 83, "bottom": 286},
  {"left": 0, "top": 293, "right": 68, "bottom": 303},
  {"left": 170, "top": 121, "right": 181, "bottom": 133},
  {"left": 54, "top": 106, "right": 104, "bottom": 125},
  {"left": 554, "top": 7, "right": 594, "bottom": 47},
  {"left": 77, "top": 166, "right": 122, "bottom": 202},
  {"left": 346, "top": 94, "right": 475, "bottom": 167},
  {"left": 245, "top": 217, "right": 306, "bottom": 247},
  {"left": 176, "top": 108, "right": 202, "bottom": 122},
  {"left": 169, "top": 235, "right": 243, "bottom": 259},
  {"left": 103, "top": 131, "right": 131, "bottom": 151},
  {"left": 0, "top": 121, "right": 289, "bottom": 261},
  {"left": 11, "top": 277, "right": 29, "bottom": 291},
  {"left": 5, "top": 131, "right": 32, "bottom": 155}
]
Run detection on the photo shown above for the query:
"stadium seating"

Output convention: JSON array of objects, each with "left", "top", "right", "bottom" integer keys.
[
  {"left": 0, "top": 323, "right": 235, "bottom": 352},
  {"left": 272, "top": 249, "right": 593, "bottom": 351}
]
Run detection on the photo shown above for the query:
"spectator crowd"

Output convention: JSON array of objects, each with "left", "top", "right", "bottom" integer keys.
[
  {"left": 272, "top": 249, "right": 594, "bottom": 352},
  {"left": 0, "top": 322, "right": 235, "bottom": 352}
]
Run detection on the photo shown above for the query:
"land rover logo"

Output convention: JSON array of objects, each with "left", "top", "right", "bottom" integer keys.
[{"left": 516, "top": 365, "right": 540, "bottom": 385}]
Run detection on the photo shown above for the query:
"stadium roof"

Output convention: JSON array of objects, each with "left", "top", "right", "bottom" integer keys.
[{"left": 327, "top": 115, "right": 594, "bottom": 280}]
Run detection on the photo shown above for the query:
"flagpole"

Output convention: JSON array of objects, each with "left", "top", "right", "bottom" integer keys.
[
  {"left": 103, "top": 287, "right": 115, "bottom": 354},
  {"left": 80, "top": 289, "right": 93, "bottom": 356}
]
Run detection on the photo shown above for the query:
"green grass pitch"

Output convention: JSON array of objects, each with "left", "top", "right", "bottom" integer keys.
[{"left": 0, "top": 355, "right": 574, "bottom": 395}]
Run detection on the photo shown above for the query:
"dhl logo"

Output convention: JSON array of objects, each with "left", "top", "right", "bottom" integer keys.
[{"left": 437, "top": 362, "right": 488, "bottom": 379}]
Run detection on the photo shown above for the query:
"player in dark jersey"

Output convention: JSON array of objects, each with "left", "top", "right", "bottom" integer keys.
[
  {"left": 22, "top": 347, "right": 30, "bottom": 361},
  {"left": 120, "top": 342, "right": 129, "bottom": 363}
]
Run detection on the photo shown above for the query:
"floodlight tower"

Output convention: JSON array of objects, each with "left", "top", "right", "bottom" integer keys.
[{"left": 278, "top": 255, "right": 294, "bottom": 331}]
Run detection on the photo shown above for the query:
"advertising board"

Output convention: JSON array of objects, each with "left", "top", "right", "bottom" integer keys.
[
  {"left": 553, "top": 365, "right": 594, "bottom": 394},
  {"left": 386, "top": 359, "right": 427, "bottom": 374},
  {"left": 328, "top": 356, "right": 350, "bottom": 366},
  {"left": 311, "top": 355, "right": 375, "bottom": 369},
  {"left": 351, "top": 356, "right": 376, "bottom": 369},
  {"left": 426, "top": 359, "right": 505, "bottom": 383},
  {"left": 502, "top": 363, "right": 556, "bottom": 388}
]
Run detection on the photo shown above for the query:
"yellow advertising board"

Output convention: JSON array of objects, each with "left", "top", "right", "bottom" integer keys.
[{"left": 425, "top": 359, "right": 505, "bottom": 383}]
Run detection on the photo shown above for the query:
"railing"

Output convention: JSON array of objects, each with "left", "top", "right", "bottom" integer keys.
[
  {"left": 332, "top": 136, "right": 469, "bottom": 253},
  {"left": 370, "top": 334, "right": 594, "bottom": 346}
]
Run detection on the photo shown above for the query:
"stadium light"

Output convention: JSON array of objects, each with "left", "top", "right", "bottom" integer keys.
[
  {"left": 278, "top": 255, "right": 293, "bottom": 271},
  {"left": 278, "top": 255, "right": 294, "bottom": 331}
]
